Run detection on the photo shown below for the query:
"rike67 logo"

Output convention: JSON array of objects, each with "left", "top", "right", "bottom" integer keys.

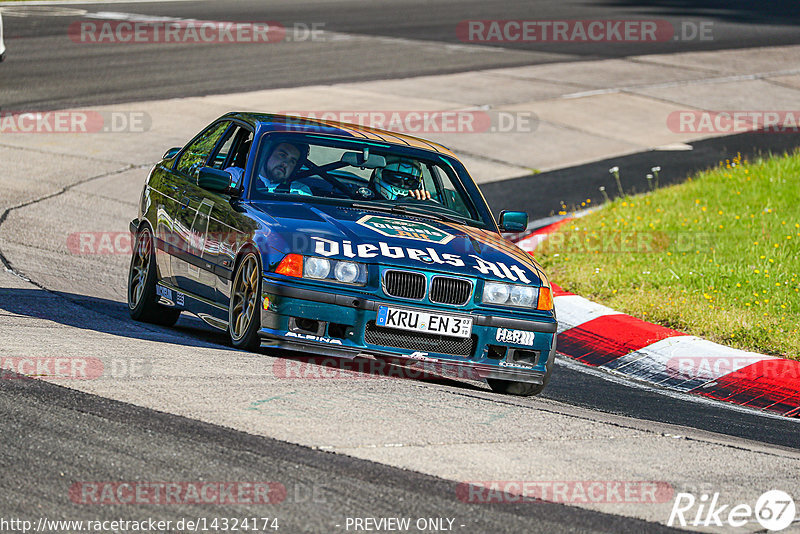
[{"left": 668, "top": 490, "right": 796, "bottom": 531}]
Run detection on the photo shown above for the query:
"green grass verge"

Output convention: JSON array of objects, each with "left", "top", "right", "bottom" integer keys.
[{"left": 537, "top": 151, "right": 800, "bottom": 360}]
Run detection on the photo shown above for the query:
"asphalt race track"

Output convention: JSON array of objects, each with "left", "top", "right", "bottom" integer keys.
[
  {"left": 3, "top": 0, "right": 800, "bottom": 110},
  {"left": 2, "top": 374, "right": 681, "bottom": 533},
  {"left": 1, "top": 1, "right": 799, "bottom": 532}
]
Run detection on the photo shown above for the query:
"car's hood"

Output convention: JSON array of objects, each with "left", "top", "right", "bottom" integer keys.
[{"left": 250, "top": 201, "right": 548, "bottom": 286}]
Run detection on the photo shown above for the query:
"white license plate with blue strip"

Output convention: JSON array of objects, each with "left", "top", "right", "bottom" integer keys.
[{"left": 376, "top": 306, "right": 472, "bottom": 339}]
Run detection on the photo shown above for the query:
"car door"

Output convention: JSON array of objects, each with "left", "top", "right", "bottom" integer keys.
[
  {"left": 208, "top": 126, "right": 256, "bottom": 305},
  {"left": 173, "top": 122, "right": 254, "bottom": 304},
  {"left": 145, "top": 154, "right": 186, "bottom": 290},
  {"left": 169, "top": 121, "right": 231, "bottom": 298}
]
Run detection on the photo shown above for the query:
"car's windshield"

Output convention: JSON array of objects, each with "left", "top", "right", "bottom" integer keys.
[{"left": 247, "top": 134, "right": 492, "bottom": 229}]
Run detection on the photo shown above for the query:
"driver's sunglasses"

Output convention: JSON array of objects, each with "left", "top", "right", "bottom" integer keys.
[{"left": 383, "top": 170, "right": 421, "bottom": 189}]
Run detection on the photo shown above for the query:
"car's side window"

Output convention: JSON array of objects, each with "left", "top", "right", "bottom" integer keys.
[
  {"left": 175, "top": 122, "right": 230, "bottom": 177},
  {"left": 210, "top": 126, "right": 253, "bottom": 171},
  {"left": 231, "top": 130, "right": 253, "bottom": 170},
  {"left": 427, "top": 164, "right": 475, "bottom": 218},
  {"left": 210, "top": 129, "right": 238, "bottom": 169}
]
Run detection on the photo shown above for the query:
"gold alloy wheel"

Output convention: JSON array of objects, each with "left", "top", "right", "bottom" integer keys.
[
  {"left": 230, "top": 253, "right": 259, "bottom": 340},
  {"left": 128, "top": 229, "right": 151, "bottom": 310}
]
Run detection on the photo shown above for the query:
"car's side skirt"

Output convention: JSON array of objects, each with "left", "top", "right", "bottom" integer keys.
[{"left": 155, "top": 282, "right": 229, "bottom": 330}]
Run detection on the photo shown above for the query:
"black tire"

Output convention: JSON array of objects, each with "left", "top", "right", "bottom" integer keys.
[
  {"left": 127, "top": 226, "right": 180, "bottom": 326},
  {"left": 228, "top": 250, "right": 262, "bottom": 351},
  {"left": 487, "top": 339, "right": 556, "bottom": 397}
]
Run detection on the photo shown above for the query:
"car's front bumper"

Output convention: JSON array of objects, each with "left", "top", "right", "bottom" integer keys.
[{"left": 258, "top": 277, "right": 557, "bottom": 384}]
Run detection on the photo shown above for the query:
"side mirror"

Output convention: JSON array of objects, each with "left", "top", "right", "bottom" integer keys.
[
  {"left": 163, "top": 147, "right": 181, "bottom": 159},
  {"left": 499, "top": 210, "right": 528, "bottom": 233},
  {"left": 198, "top": 167, "right": 235, "bottom": 194}
]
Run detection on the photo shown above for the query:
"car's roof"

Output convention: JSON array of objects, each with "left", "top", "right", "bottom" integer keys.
[{"left": 224, "top": 112, "right": 457, "bottom": 158}]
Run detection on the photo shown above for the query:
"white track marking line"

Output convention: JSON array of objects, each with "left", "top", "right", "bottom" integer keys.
[{"left": 2, "top": 0, "right": 195, "bottom": 8}]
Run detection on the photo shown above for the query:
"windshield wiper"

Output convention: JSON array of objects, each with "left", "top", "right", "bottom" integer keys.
[
  {"left": 394, "top": 204, "right": 466, "bottom": 224},
  {"left": 349, "top": 202, "right": 464, "bottom": 225},
  {"left": 349, "top": 202, "right": 397, "bottom": 214}
]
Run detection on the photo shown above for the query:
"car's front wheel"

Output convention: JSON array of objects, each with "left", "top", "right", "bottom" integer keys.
[
  {"left": 487, "top": 342, "right": 555, "bottom": 396},
  {"left": 228, "top": 251, "right": 262, "bottom": 351},
  {"left": 128, "top": 226, "right": 180, "bottom": 326}
]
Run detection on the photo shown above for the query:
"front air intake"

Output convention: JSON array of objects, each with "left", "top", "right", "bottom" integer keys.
[
  {"left": 382, "top": 270, "right": 427, "bottom": 300},
  {"left": 429, "top": 276, "right": 473, "bottom": 305}
]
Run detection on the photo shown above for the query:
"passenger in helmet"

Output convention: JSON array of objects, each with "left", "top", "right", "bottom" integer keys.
[{"left": 372, "top": 157, "right": 432, "bottom": 201}]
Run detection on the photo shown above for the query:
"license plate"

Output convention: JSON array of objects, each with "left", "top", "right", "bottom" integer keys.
[{"left": 376, "top": 306, "right": 472, "bottom": 339}]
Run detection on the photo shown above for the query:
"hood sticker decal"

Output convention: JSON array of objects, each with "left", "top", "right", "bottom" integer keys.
[{"left": 356, "top": 215, "right": 455, "bottom": 245}]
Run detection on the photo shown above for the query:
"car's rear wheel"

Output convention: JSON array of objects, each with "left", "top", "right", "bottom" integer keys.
[
  {"left": 229, "top": 251, "right": 262, "bottom": 351},
  {"left": 487, "top": 342, "right": 555, "bottom": 397},
  {"left": 128, "top": 226, "right": 180, "bottom": 326}
]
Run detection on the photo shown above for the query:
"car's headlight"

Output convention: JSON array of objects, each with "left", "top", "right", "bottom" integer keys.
[
  {"left": 334, "top": 261, "right": 360, "bottom": 284},
  {"left": 482, "top": 281, "right": 552, "bottom": 310},
  {"left": 276, "top": 254, "right": 367, "bottom": 286},
  {"left": 510, "top": 284, "right": 535, "bottom": 307},
  {"left": 483, "top": 282, "right": 510, "bottom": 305},
  {"left": 304, "top": 257, "right": 331, "bottom": 279}
]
